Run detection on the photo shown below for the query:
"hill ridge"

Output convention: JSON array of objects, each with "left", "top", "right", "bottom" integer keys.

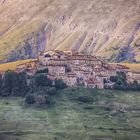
[{"left": 0, "top": 0, "right": 140, "bottom": 63}]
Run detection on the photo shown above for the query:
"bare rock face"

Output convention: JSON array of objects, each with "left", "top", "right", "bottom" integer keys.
[{"left": 0, "top": 0, "right": 140, "bottom": 63}]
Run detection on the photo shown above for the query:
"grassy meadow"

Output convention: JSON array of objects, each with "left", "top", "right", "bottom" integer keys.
[{"left": 0, "top": 88, "right": 140, "bottom": 140}]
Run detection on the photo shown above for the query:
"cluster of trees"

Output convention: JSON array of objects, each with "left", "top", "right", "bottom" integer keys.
[
  {"left": 26, "top": 73, "right": 67, "bottom": 106},
  {"left": 110, "top": 72, "right": 140, "bottom": 91},
  {"left": 0, "top": 70, "right": 67, "bottom": 106},
  {"left": 0, "top": 71, "right": 29, "bottom": 97}
]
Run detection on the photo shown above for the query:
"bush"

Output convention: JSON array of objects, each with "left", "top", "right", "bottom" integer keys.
[
  {"left": 1, "top": 71, "right": 29, "bottom": 97},
  {"left": 47, "top": 88, "right": 57, "bottom": 96},
  {"left": 34, "top": 86, "right": 49, "bottom": 95},
  {"left": 45, "top": 96, "right": 55, "bottom": 106},
  {"left": 25, "top": 94, "right": 35, "bottom": 104},
  {"left": 76, "top": 96, "right": 94, "bottom": 103},
  {"left": 35, "top": 74, "right": 52, "bottom": 87},
  {"left": 0, "top": 75, "right": 3, "bottom": 95},
  {"left": 110, "top": 76, "right": 117, "bottom": 82},
  {"left": 55, "top": 79, "right": 67, "bottom": 89}
]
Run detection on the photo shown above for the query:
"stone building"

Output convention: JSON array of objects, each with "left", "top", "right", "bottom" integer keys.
[
  {"left": 127, "top": 71, "right": 140, "bottom": 84},
  {"left": 39, "top": 50, "right": 111, "bottom": 89},
  {"left": 37, "top": 50, "right": 129, "bottom": 89}
]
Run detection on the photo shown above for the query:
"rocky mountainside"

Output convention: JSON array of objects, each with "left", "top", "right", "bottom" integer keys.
[{"left": 0, "top": 0, "right": 140, "bottom": 63}]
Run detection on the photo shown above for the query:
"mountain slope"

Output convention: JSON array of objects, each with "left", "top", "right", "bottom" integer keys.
[{"left": 0, "top": 0, "right": 140, "bottom": 63}]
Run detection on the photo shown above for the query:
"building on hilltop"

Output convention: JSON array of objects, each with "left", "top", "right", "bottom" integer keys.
[
  {"left": 12, "top": 50, "right": 130, "bottom": 89},
  {"left": 127, "top": 71, "right": 140, "bottom": 84},
  {"left": 38, "top": 50, "right": 124, "bottom": 89}
]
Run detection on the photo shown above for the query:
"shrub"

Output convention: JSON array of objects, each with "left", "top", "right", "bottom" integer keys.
[
  {"left": 45, "top": 96, "right": 55, "bottom": 106},
  {"left": 35, "top": 74, "right": 52, "bottom": 87},
  {"left": 47, "top": 88, "right": 57, "bottom": 96},
  {"left": 35, "top": 86, "right": 49, "bottom": 95},
  {"left": 55, "top": 79, "right": 67, "bottom": 89},
  {"left": 110, "top": 76, "right": 117, "bottom": 82},
  {"left": 1, "top": 71, "right": 29, "bottom": 97},
  {"left": 0, "top": 75, "right": 3, "bottom": 95},
  {"left": 25, "top": 94, "right": 35, "bottom": 104}
]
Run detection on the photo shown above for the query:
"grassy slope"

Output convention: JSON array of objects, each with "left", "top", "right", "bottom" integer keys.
[
  {"left": 122, "top": 63, "right": 140, "bottom": 73},
  {"left": 0, "top": 59, "right": 36, "bottom": 71},
  {"left": 111, "top": 63, "right": 140, "bottom": 73},
  {"left": 0, "top": 88, "right": 140, "bottom": 140},
  {"left": 0, "top": 0, "right": 140, "bottom": 62},
  {"left": 0, "top": 21, "right": 42, "bottom": 60}
]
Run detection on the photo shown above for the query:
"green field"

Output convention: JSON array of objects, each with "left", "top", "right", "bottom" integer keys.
[{"left": 0, "top": 88, "right": 140, "bottom": 140}]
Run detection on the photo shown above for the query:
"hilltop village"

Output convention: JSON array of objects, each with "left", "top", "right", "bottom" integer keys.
[{"left": 15, "top": 50, "right": 132, "bottom": 89}]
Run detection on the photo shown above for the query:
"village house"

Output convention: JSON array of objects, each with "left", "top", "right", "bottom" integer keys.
[
  {"left": 64, "top": 72, "right": 77, "bottom": 87},
  {"left": 47, "top": 64, "right": 66, "bottom": 76},
  {"left": 127, "top": 71, "right": 140, "bottom": 84}
]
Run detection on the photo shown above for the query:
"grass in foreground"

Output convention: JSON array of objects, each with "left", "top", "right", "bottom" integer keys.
[{"left": 0, "top": 88, "right": 140, "bottom": 140}]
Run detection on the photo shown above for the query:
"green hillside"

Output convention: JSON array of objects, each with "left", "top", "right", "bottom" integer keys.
[{"left": 0, "top": 88, "right": 140, "bottom": 140}]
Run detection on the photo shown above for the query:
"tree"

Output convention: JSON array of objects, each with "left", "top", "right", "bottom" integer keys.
[
  {"left": 54, "top": 79, "right": 67, "bottom": 89},
  {"left": 0, "top": 75, "right": 3, "bottom": 95},
  {"left": 11, "top": 72, "right": 20, "bottom": 96},
  {"left": 1, "top": 71, "right": 29, "bottom": 97},
  {"left": 45, "top": 96, "right": 54, "bottom": 106},
  {"left": 131, "top": 80, "right": 140, "bottom": 91},
  {"left": 47, "top": 87, "right": 57, "bottom": 96},
  {"left": 117, "top": 72, "right": 127, "bottom": 83},
  {"left": 113, "top": 72, "right": 128, "bottom": 90},
  {"left": 110, "top": 76, "right": 117, "bottom": 83},
  {"left": 35, "top": 74, "right": 52, "bottom": 87},
  {"left": 25, "top": 94, "right": 35, "bottom": 104},
  {"left": 18, "top": 72, "right": 29, "bottom": 96},
  {"left": 2, "top": 71, "right": 13, "bottom": 96}
]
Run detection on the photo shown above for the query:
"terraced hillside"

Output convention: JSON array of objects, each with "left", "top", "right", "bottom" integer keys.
[
  {"left": 0, "top": 88, "right": 140, "bottom": 140},
  {"left": 0, "top": 0, "right": 140, "bottom": 63}
]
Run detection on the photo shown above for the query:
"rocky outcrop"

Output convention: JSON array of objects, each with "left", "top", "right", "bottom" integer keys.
[{"left": 0, "top": 0, "right": 140, "bottom": 63}]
